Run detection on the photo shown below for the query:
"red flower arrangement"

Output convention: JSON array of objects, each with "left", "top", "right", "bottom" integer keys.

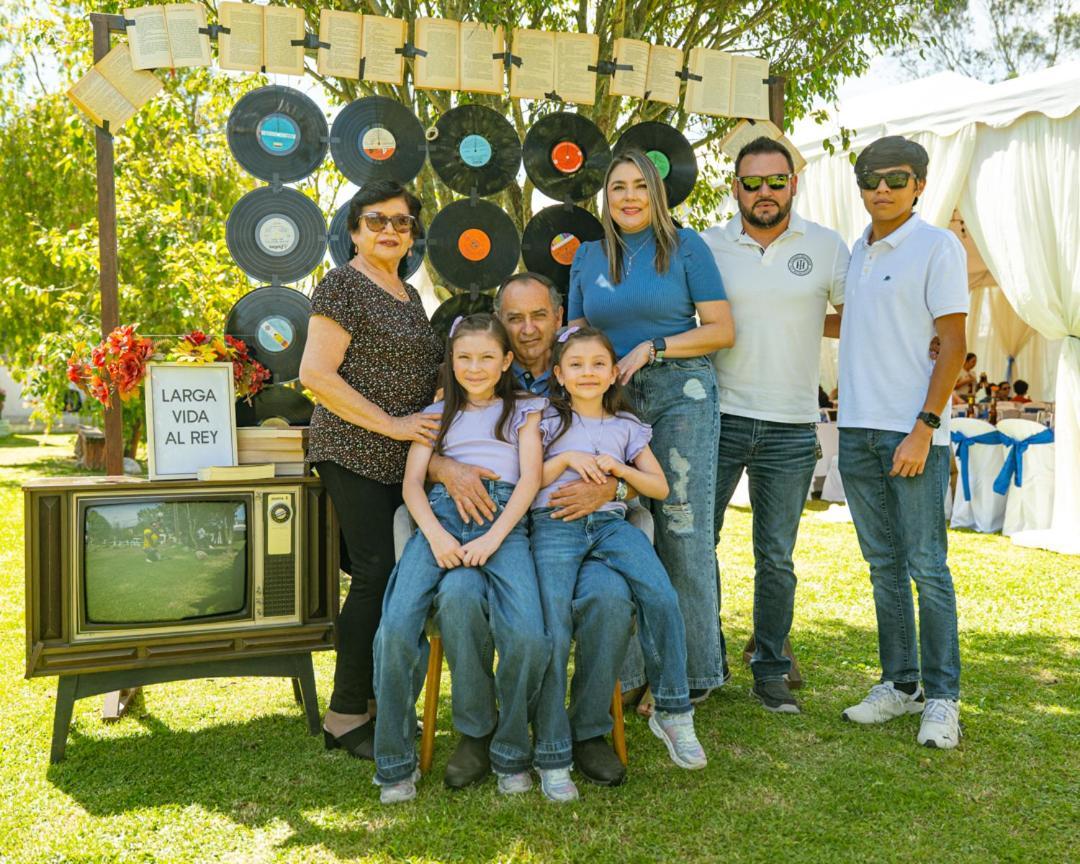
[
  {"left": 169, "top": 330, "right": 271, "bottom": 403},
  {"left": 67, "top": 324, "right": 157, "bottom": 408}
]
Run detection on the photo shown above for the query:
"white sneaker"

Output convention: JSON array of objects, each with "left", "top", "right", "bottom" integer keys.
[
  {"left": 538, "top": 767, "right": 579, "bottom": 802},
  {"left": 496, "top": 770, "right": 533, "bottom": 795},
  {"left": 379, "top": 768, "right": 421, "bottom": 804},
  {"left": 649, "top": 710, "right": 707, "bottom": 770},
  {"left": 842, "top": 682, "right": 925, "bottom": 724},
  {"left": 917, "top": 699, "right": 961, "bottom": 749}
]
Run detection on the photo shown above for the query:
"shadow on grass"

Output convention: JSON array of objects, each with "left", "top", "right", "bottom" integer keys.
[{"left": 42, "top": 618, "right": 1079, "bottom": 862}]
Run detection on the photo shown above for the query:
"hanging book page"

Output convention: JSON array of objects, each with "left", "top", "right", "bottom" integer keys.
[
  {"left": 684, "top": 47, "right": 732, "bottom": 116},
  {"left": 317, "top": 10, "right": 362, "bottom": 79},
  {"left": 553, "top": 32, "right": 599, "bottom": 105},
  {"left": 414, "top": 17, "right": 460, "bottom": 91},
  {"left": 361, "top": 14, "right": 406, "bottom": 84},
  {"left": 460, "top": 22, "right": 504, "bottom": 94},
  {"left": 608, "top": 37, "right": 649, "bottom": 99},
  {"left": 68, "top": 43, "right": 163, "bottom": 129},
  {"left": 644, "top": 44, "right": 681, "bottom": 105},
  {"left": 125, "top": 4, "right": 211, "bottom": 69},
  {"left": 218, "top": 2, "right": 264, "bottom": 72},
  {"left": 730, "top": 55, "right": 770, "bottom": 120},
  {"left": 509, "top": 28, "right": 554, "bottom": 100},
  {"left": 263, "top": 5, "right": 305, "bottom": 76}
]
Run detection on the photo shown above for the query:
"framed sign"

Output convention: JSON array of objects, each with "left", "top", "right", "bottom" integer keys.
[{"left": 144, "top": 362, "right": 238, "bottom": 480}]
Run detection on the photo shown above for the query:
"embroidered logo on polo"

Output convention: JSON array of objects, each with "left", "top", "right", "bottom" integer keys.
[{"left": 788, "top": 253, "right": 813, "bottom": 276}]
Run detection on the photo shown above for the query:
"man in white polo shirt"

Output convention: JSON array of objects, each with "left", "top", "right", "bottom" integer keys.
[
  {"left": 703, "top": 137, "right": 849, "bottom": 714},
  {"left": 837, "top": 136, "right": 968, "bottom": 749}
]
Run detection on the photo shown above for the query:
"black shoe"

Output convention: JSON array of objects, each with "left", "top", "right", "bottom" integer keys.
[
  {"left": 322, "top": 719, "right": 375, "bottom": 760},
  {"left": 751, "top": 679, "right": 801, "bottom": 714},
  {"left": 689, "top": 687, "right": 715, "bottom": 704},
  {"left": 572, "top": 736, "right": 626, "bottom": 787},
  {"left": 444, "top": 733, "right": 492, "bottom": 789}
]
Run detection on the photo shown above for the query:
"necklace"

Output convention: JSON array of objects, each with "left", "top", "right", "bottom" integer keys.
[
  {"left": 579, "top": 413, "right": 605, "bottom": 456},
  {"left": 354, "top": 258, "right": 408, "bottom": 300},
  {"left": 622, "top": 236, "right": 650, "bottom": 276}
]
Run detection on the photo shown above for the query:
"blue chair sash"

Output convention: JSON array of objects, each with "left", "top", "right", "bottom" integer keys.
[
  {"left": 951, "top": 429, "right": 1008, "bottom": 501},
  {"left": 993, "top": 428, "right": 1055, "bottom": 495}
]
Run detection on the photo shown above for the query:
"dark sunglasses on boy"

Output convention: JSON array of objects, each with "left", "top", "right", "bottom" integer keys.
[
  {"left": 361, "top": 212, "right": 417, "bottom": 233},
  {"left": 735, "top": 173, "right": 792, "bottom": 193},
  {"left": 856, "top": 170, "right": 915, "bottom": 191}
]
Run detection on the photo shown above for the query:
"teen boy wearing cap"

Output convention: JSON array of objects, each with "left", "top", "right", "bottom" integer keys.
[
  {"left": 702, "top": 137, "right": 849, "bottom": 714},
  {"left": 837, "top": 135, "right": 968, "bottom": 749}
]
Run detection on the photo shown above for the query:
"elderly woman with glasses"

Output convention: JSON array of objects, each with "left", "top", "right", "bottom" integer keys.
[{"left": 300, "top": 180, "right": 442, "bottom": 760}]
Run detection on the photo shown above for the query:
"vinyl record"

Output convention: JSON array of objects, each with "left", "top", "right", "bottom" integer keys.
[
  {"left": 522, "top": 112, "right": 611, "bottom": 202},
  {"left": 426, "top": 199, "right": 520, "bottom": 291},
  {"left": 234, "top": 384, "right": 315, "bottom": 427},
  {"left": 226, "top": 285, "right": 311, "bottom": 383},
  {"left": 427, "top": 105, "right": 521, "bottom": 197},
  {"left": 429, "top": 293, "right": 495, "bottom": 342},
  {"left": 612, "top": 122, "right": 698, "bottom": 207},
  {"left": 520, "top": 205, "right": 603, "bottom": 293},
  {"left": 328, "top": 200, "right": 426, "bottom": 279},
  {"left": 227, "top": 86, "right": 329, "bottom": 184},
  {"left": 226, "top": 186, "right": 327, "bottom": 284},
  {"left": 330, "top": 96, "right": 426, "bottom": 186}
]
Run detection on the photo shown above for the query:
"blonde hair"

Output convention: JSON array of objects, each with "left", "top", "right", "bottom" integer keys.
[{"left": 600, "top": 150, "right": 679, "bottom": 284}]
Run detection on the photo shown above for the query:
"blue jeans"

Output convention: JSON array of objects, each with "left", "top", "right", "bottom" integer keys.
[
  {"left": 838, "top": 429, "right": 961, "bottom": 700},
  {"left": 620, "top": 357, "right": 724, "bottom": 690},
  {"left": 532, "top": 508, "right": 690, "bottom": 768},
  {"left": 434, "top": 559, "right": 634, "bottom": 746},
  {"left": 373, "top": 482, "right": 550, "bottom": 783},
  {"left": 714, "top": 413, "right": 817, "bottom": 682}
]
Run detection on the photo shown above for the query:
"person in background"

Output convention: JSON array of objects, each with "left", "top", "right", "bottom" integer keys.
[
  {"left": 569, "top": 149, "right": 735, "bottom": 705},
  {"left": 837, "top": 135, "right": 967, "bottom": 749},
  {"left": 1012, "top": 380, "right": 1032, "bottom": 403},
  {"left": 954, "top": 352, "right": 977, "bottom": 398},
  {"left": 702, "top": 136, "right": 849, "bottom": 714},
  {"left": 300, "top": 180, "right": 442, "bottom": 761},
  {"left": 996, "top": 381, "right": 1012, "bottom": 401}
]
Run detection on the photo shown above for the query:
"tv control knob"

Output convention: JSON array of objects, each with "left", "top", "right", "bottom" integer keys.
[{"left": 269, "top": 502, "right": 292, "bottom": 524}]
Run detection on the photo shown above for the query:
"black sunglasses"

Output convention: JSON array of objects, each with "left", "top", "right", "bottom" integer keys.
[
  {"left": 856, "top": 170, "right": 915, "bottom": 191},
  {"left": 360, "top": 211, "right": 417, "bottom": 233},
  {"left": 735, "top": 174, "right": 792, "bottom": 192}
]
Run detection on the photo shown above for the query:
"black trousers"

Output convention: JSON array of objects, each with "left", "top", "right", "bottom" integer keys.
[{"left": 315, "top": 461, "right": 403, "bottom": 714}]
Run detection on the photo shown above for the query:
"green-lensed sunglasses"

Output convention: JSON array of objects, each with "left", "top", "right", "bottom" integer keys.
[
  {"left": 856, "top": 170, "right": 915, "bottom": 191},
  {"left": 735, "top": 173, "right": 792, "bottom": 192}
]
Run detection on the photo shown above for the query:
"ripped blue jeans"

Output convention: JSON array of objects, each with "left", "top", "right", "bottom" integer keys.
[{"left": 620, "top": 356, "right": 724, "bottom": 691}]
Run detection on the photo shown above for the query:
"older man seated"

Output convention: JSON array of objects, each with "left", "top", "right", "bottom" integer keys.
[{"left": 427, "top": 272, "right": 637, "bottom": 789}]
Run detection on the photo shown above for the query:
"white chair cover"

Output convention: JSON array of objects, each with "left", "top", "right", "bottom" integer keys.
[
  {"left": 813, "top": 423, "right": 839, "bottom": 494},
  {"left": 729, "top": 468, "right": 752, "bottom": 508},
  {"left": 996, "top": 418, "right": 1056, "bottom": 536},
  {"left": 949, "top": 417, "right": 1007, "bottom": 533},
  {"left": 821, "top": 454, "right": 846, "bottom": 503}
]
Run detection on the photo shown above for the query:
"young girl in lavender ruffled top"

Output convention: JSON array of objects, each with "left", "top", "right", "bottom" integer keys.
[
  {"left": 531, "top": 326, "right": 706, "bottom": 803},
  {"left": 372, "top": 313, "right": 550, "bottom": 804}
]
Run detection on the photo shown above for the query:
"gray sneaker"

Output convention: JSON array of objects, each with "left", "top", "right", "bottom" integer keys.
[
  {"left": 379, "top": 768, "right": 421, "bottom": 804},
  {"left": 752, "top": 678, "right": 801, "bottom": 714},
  {"left": 649, "top": 710, "right": 707, "bottom": 770}
]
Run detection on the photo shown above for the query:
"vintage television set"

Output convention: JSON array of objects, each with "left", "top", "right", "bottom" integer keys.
[{"left": 24, "top": 475, "right": 339, "bottom": 761}]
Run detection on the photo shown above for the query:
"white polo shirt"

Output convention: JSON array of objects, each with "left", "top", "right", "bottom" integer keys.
[
  {"left": 838, "top": 214, "right": 968, "bottom": 446},
  {"left": 702, "top": 212, "right": 849, "bottom": 424}
]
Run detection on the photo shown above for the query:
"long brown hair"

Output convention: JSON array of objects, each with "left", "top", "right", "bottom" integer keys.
[
  {"left": 432, "top": 313, "right": 520, "bottom": 455},
  {"left": 546, "top": 326, "right": 643, "bottom": 444},
  {"left": 600, "top": 150, "right": 679, "bottom": 284}
]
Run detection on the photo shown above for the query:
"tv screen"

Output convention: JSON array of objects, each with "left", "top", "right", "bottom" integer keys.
[{"left": 83, "top": 499, "right": 249, "bottom": 625}]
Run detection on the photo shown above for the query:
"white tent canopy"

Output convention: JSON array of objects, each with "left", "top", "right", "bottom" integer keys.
[{"left": 791, "top": 63, "right": 1080, "bottom": 553}]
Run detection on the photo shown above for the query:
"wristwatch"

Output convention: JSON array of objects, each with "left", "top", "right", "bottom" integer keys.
[
  {"left": 614, "top": 478, "right": 629, "bottom": 502},
  {"left": 651, "top": 337, "right": 667, "bottom": 364},
  {"left": 917, "top": 411, "right": 941, "bottom": 429}
]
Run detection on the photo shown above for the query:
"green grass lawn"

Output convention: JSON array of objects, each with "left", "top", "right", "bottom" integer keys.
[{"left": 1, "top": 434, "right": 1076, "bottom": 863}]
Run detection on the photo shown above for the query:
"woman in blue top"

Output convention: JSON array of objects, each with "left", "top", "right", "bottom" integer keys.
[{"left": 568, "top": 149, "right": 734, "bottom": 702}]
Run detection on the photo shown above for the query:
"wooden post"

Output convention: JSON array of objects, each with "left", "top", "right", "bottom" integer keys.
[
  {"left": 768, "top": 75, "right": 787, "bottom": 129},
  {"left": 90, "top": 13, "right": 126, "bottom": 476}
]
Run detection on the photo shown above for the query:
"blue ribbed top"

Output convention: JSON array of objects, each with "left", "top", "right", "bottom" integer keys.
[{"left": 568, "top": 227, "right": 726, "bottom": 358}]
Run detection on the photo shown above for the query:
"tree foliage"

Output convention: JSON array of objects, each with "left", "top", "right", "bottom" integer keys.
[
  {"left": 1, "top": 0, "right": 926, "bottom": 424},
  {"left": 901, "top": 0, "right": 1079, "bottom": 81}
]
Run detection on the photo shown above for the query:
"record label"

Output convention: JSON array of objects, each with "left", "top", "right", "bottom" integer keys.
[
  {"left": 228, "top": 86, "right": 328, "bottom": 184},
  {"left": 427, "top": 105, "right": 521, "bottom": 197},
  {"left": 552, "top": 141, "right": 585, "bottom": 174},
  {"left": 458, "top": 229, "right": 492, "bottom": 262},
  {"left": 226, "top": 186, "right": 327, "bottom": 284},
  {"left": 257, "top": 316, "right": 295, "bottom": 352},
  {"left": 226, "top": 286, "right": 311, "bottom": 383},
  {"left": 427, "top": 199, "right": 520, "bottom": 290},
  {"left": 256, "top": 113, "right": 300, "bottom": 155},
  {"left": 522, "top": 112, "right": 611, "bottom": 202},
  {"left": 331, "top": 97, "right": 426, "bottom": 186},
  {"left": 459, "top": 135, "right": 493, "bottom": 168},
  {"left": 550, "top": 232, "right": 580, "bottom": 266},
  {"left": 361, "top": 126, "right": 396, "bottom": 161},
  {"left": 256, "top": 215, "right": 299, "bottom": 256},
  {"left": 646, "top": 150, "right": 671, "bottom": 179}
]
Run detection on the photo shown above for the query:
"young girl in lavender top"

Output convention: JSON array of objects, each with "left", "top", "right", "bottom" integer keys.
[
  {"left": 373, "top": 314, "right": 550, "bottom": 803},
  {"left": 531, "top": 326, "right": 706, "bottom": 802}
]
